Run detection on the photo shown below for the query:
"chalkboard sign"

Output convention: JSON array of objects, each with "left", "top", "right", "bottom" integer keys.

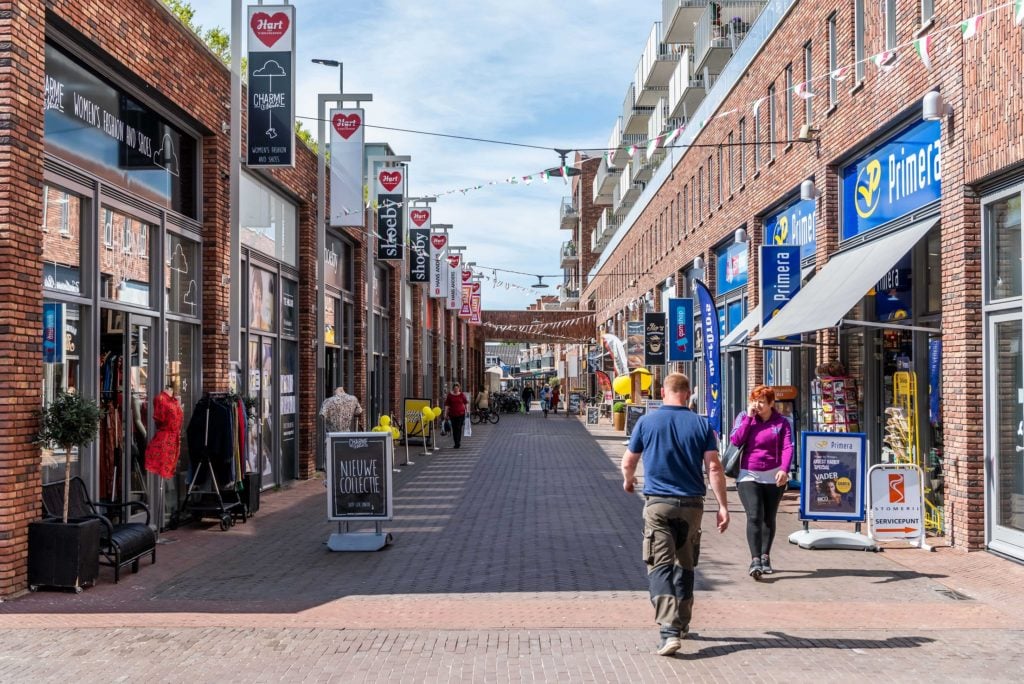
[
  {"left": 568, "top": 392, "right": 583, "bottom": 415},
  {"left": 326, "top": 432, "right": 393, "bottom": 521},
  {"left": 625, "top": 405, "right": 647, "bottom": 437},
  {"left": 586, "top": 406, "right": 600, "bottom": 425}
]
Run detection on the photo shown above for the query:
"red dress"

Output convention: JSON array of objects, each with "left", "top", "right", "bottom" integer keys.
[{"left": 145, "top": 391, "right": 184, "bottom": 479}]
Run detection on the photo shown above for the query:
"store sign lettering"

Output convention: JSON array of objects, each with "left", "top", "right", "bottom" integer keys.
[
  {"left": 841, "top": 119, "right": 941, "bottom": 240},
  {"left": 764, "top": 198, "right": 816, "bottom": 261}
]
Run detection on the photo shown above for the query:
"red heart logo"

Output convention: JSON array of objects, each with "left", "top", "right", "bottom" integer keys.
[
  {"left": 430, "top": 235, "right": 447, "bottom": 249},
  {"left": 379, "top": 171, "right": 402, "bottom": 192},
  {"left": 332, "top": 113, "right": 361, "bottom": 140},
  {"left": 251, "top": 12, "right": 290, "bottom": 48},
  {"left": 410, "top": 210, "right": 430, "bottom": 227},
  {"left": 462, "top": 269, "right": 472, "bottom": 282},
  {"left": 472, "top": 282, "right": 481, "bottom": 293},
  {"left": 448, "top": 256, "right": 460, "bottom": 268}
]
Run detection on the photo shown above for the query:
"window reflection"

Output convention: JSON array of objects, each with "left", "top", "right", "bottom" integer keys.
[
  {"left": 165, "top": 233, "right": 198, "bottom": 316},
  {"left": 100, "top": 207, "right": 153, "bottom": 306},
  {"left": 42, "top": 186, "right": 83, "bottom": 294}
]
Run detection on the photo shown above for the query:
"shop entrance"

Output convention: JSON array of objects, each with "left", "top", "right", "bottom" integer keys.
[
  {"left": 247, "top": 335, "right": 276, "bottom": 488},
  {"left": 987, "top": 314, "right": 1024, "bottom": 552},
  {"left": 98, "top": 310, "right": 155, "bottom": 518}
]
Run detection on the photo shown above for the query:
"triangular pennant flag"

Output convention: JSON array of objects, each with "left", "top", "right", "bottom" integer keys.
[
  {"left": 542, "top": 170, "right": 550, "bottom": 183},
  {"left": 523, "top": 175, "right": 533, "bottom": 185},
  {"left": 664, "top": 125, "right": 682, "bottom": 147},
  {"left": 871, "top": 50, "right": 898, "bottom": 71},
  {"left": 561, "top": 165, "right": 570, "bottom": 185},
  {"left": 627, "top": 145, "right": 637, "bottom": 159},
  {"left": 752, "top": 97, "right": 765, "bottom": 117},
  {"left": 794, "top": 81, "right": 814, "bottom": 99},
  {"left": 913, "top": 35, "right": 933, "bottom": 69},
  {"left": 1017, "top": 0, "right": 1024, "bottom": 25},
  {"left": 830, "top": 65, "right": 851, "bottom": 81},
  {"left": 961, "top": 14, "right": 982, "bottom": 40},
  {"left": 646, "top": 134, "right": 662, "bottom": 157}
]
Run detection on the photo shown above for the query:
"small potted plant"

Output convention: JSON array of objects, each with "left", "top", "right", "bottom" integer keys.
[
  {"left": 30, "top": 391, "right": 103, "bottom": 591},
  {"left": 612, "top": 401, "right": 626, "bottom": 431}
]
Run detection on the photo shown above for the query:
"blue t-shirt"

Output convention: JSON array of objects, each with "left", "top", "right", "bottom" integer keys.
[{"left": 628, "top": 405, "right": 718, "bottom": 497}]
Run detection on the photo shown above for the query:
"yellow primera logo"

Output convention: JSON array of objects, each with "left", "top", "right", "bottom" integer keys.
[
  {"left": 772, "top": 215, "right": 789, "bottom": 244},
  {"left": 855, "top": 159, "right": 882, "bottom": 219}
]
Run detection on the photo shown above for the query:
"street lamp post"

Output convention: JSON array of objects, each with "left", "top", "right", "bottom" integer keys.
[{"left": 313, "top": 58, "right": 371, "bottom": 468}]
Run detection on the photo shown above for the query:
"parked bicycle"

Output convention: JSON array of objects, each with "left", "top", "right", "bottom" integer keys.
[{"left": 470, "top": 406, "right": 500, "bottom": 425}]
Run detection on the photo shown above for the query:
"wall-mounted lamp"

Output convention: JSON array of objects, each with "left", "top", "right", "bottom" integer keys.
[
  {"left": 665, "top": 275, "right": 675, "bottom": 290},
  {"left": 616, "top": 312, "right": 623, "bottom": 322},
  {"left": 798, "top": 124, "right": 821, "bottom": 157},
  {"left": 801, "top": 179, "right": 820, "bottom": 201},
  {"left": 693, "top": 256, "right": 706, "bottom": 271},
  {"left": 734, "top": 228, "right": 748, "bottom": 244},
  {"left": 923, "top": 90, "right": 953, "bottom": 121}
]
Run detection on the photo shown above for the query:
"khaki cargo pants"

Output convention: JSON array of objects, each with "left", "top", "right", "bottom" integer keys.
[{"left": 642, "top": 496, "right": 703, "bottom": 637}]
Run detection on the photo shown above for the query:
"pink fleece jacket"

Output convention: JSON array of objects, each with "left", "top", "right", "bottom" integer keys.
[{"left": 729, "top": 410, "right": 794, "bottom": 473}]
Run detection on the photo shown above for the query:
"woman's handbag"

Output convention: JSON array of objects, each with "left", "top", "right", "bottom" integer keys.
[{"left": 722, "top": 442, "right": 744, "bottom": 478}]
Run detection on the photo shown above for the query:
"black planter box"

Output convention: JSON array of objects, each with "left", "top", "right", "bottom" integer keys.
[
  {"left": 28, "top": 517, "right": 100, "bottom": 592},
  {"left": 241, "top": 472, "right": 261, "bottom": 515}
]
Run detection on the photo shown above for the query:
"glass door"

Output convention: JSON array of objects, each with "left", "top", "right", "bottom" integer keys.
[{"left": 987, "top": 313, "right": 1024, "bottom": 552}]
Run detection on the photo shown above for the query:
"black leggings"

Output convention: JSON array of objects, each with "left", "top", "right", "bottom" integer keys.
[{"left": 736, "top": 481, "right": 785, "bottom": 558}]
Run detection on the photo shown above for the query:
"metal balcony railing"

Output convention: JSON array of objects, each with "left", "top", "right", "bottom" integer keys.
[
  {"left": 639, "top": 22, "right": 683, "bottom": 91},
  {"left": 559, "top": 196, "right": 578, "bottom": 229},
  {"left": 622, "top": 83, "right": 655, "bottom": 134},
  {"left": 663, "top": 0, "right": 711, "bottom": 45},
  {"left": 693, "top": 1, "right": 765, "bottom": 73},
  {"left": 593, "top": 155, "right": 619, "bottom": 205},
  {"left": 560, "top": 240, "right": 579, "bottom": 267}
]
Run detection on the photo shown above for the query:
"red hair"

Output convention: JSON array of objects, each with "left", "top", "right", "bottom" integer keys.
[{"left": 749, "top": 385, "right": 775, "bottom": 403}]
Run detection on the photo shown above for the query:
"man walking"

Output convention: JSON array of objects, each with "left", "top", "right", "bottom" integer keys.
[{"left": 621, "top": 372, "right": 729, "bottom": 656}]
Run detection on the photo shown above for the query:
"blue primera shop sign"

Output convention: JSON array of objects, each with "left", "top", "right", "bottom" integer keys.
[
  {"left": 763, "top": 197, "right": 816, "bottom": 261},
  {"left": 841, "top": 119, "right": 941, "bottom": 240}
]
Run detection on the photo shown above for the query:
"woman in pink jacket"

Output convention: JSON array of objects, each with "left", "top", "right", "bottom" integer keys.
[{"left": 729, "top": 384, "right": 794, "bottom": 579}]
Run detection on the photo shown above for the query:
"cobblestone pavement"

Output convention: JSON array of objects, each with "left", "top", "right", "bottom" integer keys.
[{"left": 2, "top": 413, "right": 1024, "bottom": 682}]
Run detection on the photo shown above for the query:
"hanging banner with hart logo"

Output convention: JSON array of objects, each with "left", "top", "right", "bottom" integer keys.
[
  {"left": 459, "top": 267, "right": 473, "bottom": 319},
  {"left": 429, "top": 232, "right": 448, "bottom": 298},
  {"left": 246, "top": 4, "right": 295, "bottom": 167},
  {"left": 694, "top": 279, "right": 721, "bottom": 432},
  {"left": 446, "top": 254, "right": 462, "bottom": 310},
  {"left": 329, "top": 107, "right": 364, "bottom": 227},
  {"left": 408, "top": 207, "right": 431, "bottom": 283},
  {"left": 470, "top": 282, "right": 482, "bottom": 324},
  {"left": 375, "top": 167, "right": 405, "bottom": 260}
]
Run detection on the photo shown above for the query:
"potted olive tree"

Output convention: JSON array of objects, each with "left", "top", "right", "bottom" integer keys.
[{"left": 29, "top": 391, "right": 103, "bottom": 592}]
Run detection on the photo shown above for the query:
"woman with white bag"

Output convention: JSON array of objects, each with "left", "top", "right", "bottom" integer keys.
[{"left": 443, "top": 382, "right": 470, "bottom": 448}]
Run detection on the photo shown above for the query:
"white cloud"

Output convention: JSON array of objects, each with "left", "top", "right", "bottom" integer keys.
[{"left": 191, "top": 0, "right": 651, "bottom": 309}]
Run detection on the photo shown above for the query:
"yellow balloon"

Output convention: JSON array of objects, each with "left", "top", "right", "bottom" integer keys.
[
  {"left": 421, "top": 407, "right": 434, "bottom": 420},
  {"left": 379, "top": 415, "right": 391, "bottom": 428},
  {"left": 391, "top": 427, "right": 400, "bottom": 439},
  {"left": 432, "top": 407, "right": 443, "bottom": 419},
  {"left": 612, "top": 374, "right": 632, "bottom": 396}
]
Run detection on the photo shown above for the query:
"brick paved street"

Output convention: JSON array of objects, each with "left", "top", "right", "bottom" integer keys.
[{"left": 2, "top": 413, "right": 1024, "bottom": 682}]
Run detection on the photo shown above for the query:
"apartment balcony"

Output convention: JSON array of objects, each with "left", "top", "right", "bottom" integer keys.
[
  {"left": 559, "top": 285, "right": 580, "bottom": 307},
  {"left": 607, "top": 116, "right": 626, "bottom": 166},
  {"left": 592, "top": 207, "right": 619, "bottom": 254},
  {"left": 592, "top": 154, "right": 619, "bottom": 205},
  {"left": 622, "top": 83, "right": 655, "bottom": 136},
  {"left": 560, "top": 240, "right": 579, "bottom": 268},
  {"left": 693, "top": 1, "right": 765, "bottom": 73},
  {"left": 615, "top": 166, "right": 643, "bottom": 214},
  {"left": 667, "top": 46, "right": 710, "bottom": 120},
  {"left": 663, "top": 0, "right": 710, "bottom": 45},
  {"left": 559, "top": 196, "right": 578, "bottom": 230},
  {"left": 630, "top": 145, "right": 655, "bottom": 184},
  {"left": 639, "top": 22, "right": 683, "bottom": 91}
]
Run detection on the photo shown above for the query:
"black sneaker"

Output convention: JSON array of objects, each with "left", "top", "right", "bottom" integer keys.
[
  {"left": 656, "top": 635, "right": 681, "bottom": 656},
  {"left": 748, "top": 557, "right": 763, "bottom": 579},
  {"left": 760, "top": 555, "right": 773, "bottom": 575}
]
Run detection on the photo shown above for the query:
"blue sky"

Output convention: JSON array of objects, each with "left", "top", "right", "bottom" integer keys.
[{"left": 189, "top": 1, "right": 653, "bottom": 309}]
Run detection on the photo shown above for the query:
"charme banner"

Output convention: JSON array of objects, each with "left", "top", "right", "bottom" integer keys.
[
  {"left": 429, "top": 233, "right": 448, "bottom": 298},
  {"left": 446, "top": 254, "right": 461, "bottom": 310},
  {"left": 694, "top": 279, "right": 721, "bottom": 432},
  {"left": 759, "top": 245, "right": 802, "bottom": 346},
  {"left": 246, "top": 4, "right": 295, "bottom": 167},
  {"left": 408, "top": 207, "right": 431, "bottom": 283},
  {"left": 329, "top": 108, "right": 364, "bottom": 226},
  {"left": 644, "top": 312, "right": 666, "bottom": 366},
  {"left": 326, "top": 432, "right": 394, "bottom": 521},
  {"left": 375, "top": 168, "right": 405, "bottom": 260},
  {"left": 667, "top": 298, "right": 694, "bottom": 362}
]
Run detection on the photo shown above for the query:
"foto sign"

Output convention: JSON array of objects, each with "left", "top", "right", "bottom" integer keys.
[
  {"left": 326, "top": 432, "right": 393, "bottom": 521},
  {"left": 246, "top": 4, "right": 295, "bottom": 167},
  {"left": 759, "top": 245, "right": 801, "bottom": 346},
  {"left": 799, "top": 431, "right": 867, "bottom": 522},
  {"left": 868, "top": 463, "right": 925, "bottom": 541}
]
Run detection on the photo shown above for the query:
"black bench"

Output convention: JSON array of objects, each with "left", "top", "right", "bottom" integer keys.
[{"left": 42, "top": 477, "right": 157, "bottom": 583}]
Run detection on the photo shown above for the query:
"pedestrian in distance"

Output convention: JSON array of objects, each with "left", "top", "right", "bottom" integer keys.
[
  {"left": 550, "top": 385, "right": 560, "bottom": 415},
  {"left": 521, "top": 385, "right": 534, "bottom": 413},
  {"left": 728, "top": 384, "right": 794, "bottom": 579},
  {"left": 621, "top": 372, "right": 729, "bottom": 657},
  {"left": 539, "top": 384, "right": 552, "bottom": 418},
  {"left": 443, "top": 382, "right": 470, "bottom": 448}
]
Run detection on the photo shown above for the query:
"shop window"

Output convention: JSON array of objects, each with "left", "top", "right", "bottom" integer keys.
[
  {"left": 738, "top": 118, "right": 746, "bottom": 182},
  {"left": 854, "top": 0, "right": 866, "bottom": 82},
  {"left": 165, "top": 233, "right": 199, "bottom": 317},
  {"left": 103, "top": 209, "right": 114, "bottom": 247},
  {"left": 248, "top": 266, "right": 276, "bottom": 332},
  {"left": 163, "top": 319, "right": 196, "bottom": 511},
  {"left": 884, "top": 0, "right": 896, "bottom": 50},
  {"left": 100, "top": 208, "right": 152, "bottom": 307},
  {"left": 122, "top": 217, "right": 133, "bottom": 254},
  {"left": 727, "top": 133, "right": 734, "bottom": 193},
  {"left": 282, "top": 278, "right": 297, "bottom": 338},
  {"left": 804, "top": 42, "right": 813, "bottom": 124},
  {"left": 922, "top": 0, "right": 934, "bottom": 25},
  {"left": 240, "top": 171, "right": 298, "bottom": 267},
  {"left": 768, "top": 84, "right": 777, "bottom": 160},
  {"left": 325, "top": 296, "right": 338, "bottom": 345},
  {"left": 785, "top": 64, "right": 794, "bottom": 142},
  {"left": 986, "top": 194, "right": 1022, "bottom": 302},
  {"left": 42, "top": 186, "right": 83, "bottom": 295},
  {"left": 753, "top": 111, "right": 761, "bottom": 170},
  {"left": 925, "top": 230, "right": 942, "bottom": 313},
  {"left": 41, "top": 301, "right": 83, "bottom": 485}
]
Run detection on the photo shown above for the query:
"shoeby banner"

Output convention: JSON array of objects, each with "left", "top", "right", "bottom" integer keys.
[
  {"left": 429, "top": 232, "right": 448, "bottom": 298},
  {"left": 799, "top": 431, "right": 867, "bottom": 522},
  {"left": 644, "top": 312, "right": 666, "bottom": 366},
  {"left": 375, "top": 166, "right": 405, "bottom": 260},
  {"left": 326, "top": 431, "right": 393, "bottom": 521},
  {"left": 246, "top": 5, "right": 295, "bottom": 167},
  {"left": 667, "top": 298, "right": 694, "bottom": 362},
  {"left": 408, "top": 207, "right": 431, "bottom": 283}
]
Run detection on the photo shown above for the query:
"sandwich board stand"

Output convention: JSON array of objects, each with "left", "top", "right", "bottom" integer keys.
[
  {"left": 325, "top": 432, "right": 394, "bottom": 551},
  {"left": 788, "top": 432, "right": 879, "bottom": 551},
  {"left": 867, "top": 463, "right": 932, "bottom": 551}
]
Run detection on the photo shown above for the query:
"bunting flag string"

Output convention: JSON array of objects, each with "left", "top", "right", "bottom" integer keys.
[{"left": 913, "top": 35, "right": 933, "bottom": 69}]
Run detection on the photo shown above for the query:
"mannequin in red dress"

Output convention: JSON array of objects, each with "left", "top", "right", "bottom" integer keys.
[{"left": 145, "top": 381, "right": 184, "bottom": 479}]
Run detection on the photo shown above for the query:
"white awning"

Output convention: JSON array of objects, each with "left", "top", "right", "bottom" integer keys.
[
  {"left": 722, "top": 306, "right": 761, "bottom": 348},
  {"left": 754, "top": 218, "right": 938, "bottom": 341}
]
